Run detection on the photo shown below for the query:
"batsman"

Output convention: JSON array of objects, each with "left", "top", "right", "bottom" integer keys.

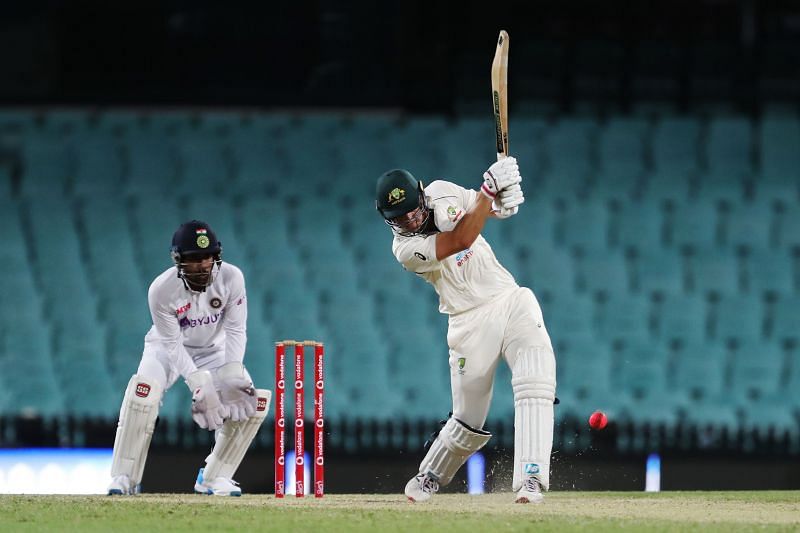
[{"left": 375, "top": 158, "right": 557, "bottom": 504}]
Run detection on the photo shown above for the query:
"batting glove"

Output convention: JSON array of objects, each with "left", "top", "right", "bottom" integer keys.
[{"left": 481, "top": 156, "right": 521, "bottom": 199}]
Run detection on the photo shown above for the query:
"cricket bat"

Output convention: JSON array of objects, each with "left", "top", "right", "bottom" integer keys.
[{"left": 491, "top": 30, "right": 509, "bottom": 161}]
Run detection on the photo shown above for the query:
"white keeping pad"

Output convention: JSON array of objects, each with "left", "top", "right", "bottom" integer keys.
[
  {"left": 110, "top": 375, "right": 162, "bottom": 484},
  {"left": 203, "top": 388, "right": 272, "bottom": 481}
]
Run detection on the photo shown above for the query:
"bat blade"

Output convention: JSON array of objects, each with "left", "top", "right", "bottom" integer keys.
[{"left": 491, "top": 30, "right": 509, "bottom": 160}]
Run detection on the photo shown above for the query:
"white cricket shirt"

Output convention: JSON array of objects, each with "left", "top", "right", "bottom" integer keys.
[
  {"left": 391, "top": 180, "right": 518, "bottom": 315},
  {"left": 144, "top": 262, "right": 247, "bottom": 376}
]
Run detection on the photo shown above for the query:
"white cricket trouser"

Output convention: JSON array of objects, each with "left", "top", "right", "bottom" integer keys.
[{"left": 446, "top": 287, "right": 555, "bottom": 430}]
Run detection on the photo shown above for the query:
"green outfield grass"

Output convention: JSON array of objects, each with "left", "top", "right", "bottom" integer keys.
[{"left": 0, "top": 492, "right": 798, "bottom": 532}]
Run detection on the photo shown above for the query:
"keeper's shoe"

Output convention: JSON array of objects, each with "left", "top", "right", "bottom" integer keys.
[
  {"left": 404, "top": 473, "right": 439, "bottom": 503},
  {"left": 515, "top": 476, "right": 544, "bottom": 504},
  {"left": 107, "top": 475, "right": 140, "bottom": 495},
  {"left": 194, "top": 467, "right": 242, "bottom": 497}
]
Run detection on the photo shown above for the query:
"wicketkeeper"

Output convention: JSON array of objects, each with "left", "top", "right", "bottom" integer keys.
[
  {"left": 375, "top": 157, "right": 557, "bottom": 504},
  {"left": 107, "top": 220, "right": 271, "bottom": 496}
]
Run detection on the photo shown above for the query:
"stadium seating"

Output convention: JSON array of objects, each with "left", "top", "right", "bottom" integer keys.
[{"left": 1, "top": 107, "right": 798, "bottom": 442}]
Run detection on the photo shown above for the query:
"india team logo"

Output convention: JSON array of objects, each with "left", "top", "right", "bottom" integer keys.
[{"left": 196, "top": 227, "right": 209, "bottom": 248}]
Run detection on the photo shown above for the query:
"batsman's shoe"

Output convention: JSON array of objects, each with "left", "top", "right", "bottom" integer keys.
[
  {"left": 404, "top": 473, "right": 439, "bottom": 503},
  {"left": 515, "top": 476, "right": 544, "bottom": 504},
  {"left": 107, "top": 475, "right": 139, "bottom": 495},
  {"left": 194, "top": 467, "right": 242, "bottom": 496}
]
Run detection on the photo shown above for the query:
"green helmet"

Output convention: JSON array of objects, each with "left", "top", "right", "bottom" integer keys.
[
  {"left": 375, "top": 169, "right": 432, "bottom": 236},
  {"left": 376, "top": 169, "right": 421, "bottom": 219}
]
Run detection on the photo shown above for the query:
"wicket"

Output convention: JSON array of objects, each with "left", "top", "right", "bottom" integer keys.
[{"left": 274, "top": 340, "right": 325, "bottom": 498}]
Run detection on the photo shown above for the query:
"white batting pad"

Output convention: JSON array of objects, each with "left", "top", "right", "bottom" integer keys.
[
  {"left": 511, "top": 346, "right": 556, "bottom": 491},
  {"left": 110, "top": 375, "right": 162, "bottom": 484},
  {"left": 419, "top": 417, "right": 492, "bottom": 486},
  {"left": 203, "top": 388, "right": 271, "bottom": 481}
]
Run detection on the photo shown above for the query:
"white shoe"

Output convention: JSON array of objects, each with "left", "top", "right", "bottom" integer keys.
[
  {"left": 404, "top": 473, "right": 439, "bottom": 503},
  {"left": 194, "top": 468, "right": 242, "bottom": 496},
  {"left": 515, "top": 476, "right": 544, "bottom": 504},
  {"left": 107, "top": 475, "right": 139, "bottom": 495}
]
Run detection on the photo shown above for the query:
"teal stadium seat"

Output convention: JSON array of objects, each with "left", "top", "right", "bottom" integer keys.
[
  {"left": 769, "top": 294, "right": 800, "bottom": 344},
  {"left": 706, "top": 117, "right": 754, "bottom": 176},
  {"left": 123, "top": 133, "right": 181, "bottom": 196},
  {"left": 1, "top": 322, "right": 64, "bottom": 417},
  {"left": 642, "top": 168, "right": 692, "bottom": 207},
  {"left": 385, "top": 327, "right": 451, "bottom": 419},
  {"left": 556, "top": 344, "right": 622, "bottom": 421},
  {"left": 354, "top": 241, "right": 416, "bottom": 296},
  {"left": 71, "top": 134, "right": 125, "bottom": 197},
  {"left": 694, "top": 170, "right": 747, "bottom": 206},
  {"left": 713, "top": 294, "right": 765, "bottom": 345},
  {"left": 509, "top": 118, "right": 549, "bottom": 176},
  {"left": 519, "top": 245, "right": 576, "bottom": 301},
  {"left": 338, "top": 120, "right": 394, "bottom": 202},
  {"left": 593, "top": 118, "right": 648, "bottom": 202},
  {"left": 775, "top": 203, "right": 800, "bottom": 249},
  {"left": 687, "top": 248, "right": 740, "bottom": 297},
  {"left": 631, "top": 248, "right": 685, "bottom": 297},
  {"left": 545, "top": 291, "right": 595, "bottom": 357},
  {"left": 613, "top": 198, "right": 666, "bottom": 253},
  {"left": 505, "top": 196, "right": 558, "bottom": 252},
  {"left": 228, "top": 136, "right": 284, "bottom": 196},
  {"left": 672, "top": 341, "right": 740, "bottom": 433},
  {"left": 655, "top": 293, "right": 709, "bottom": 345},
  {"left": 651, "top": 116, "right": 701, "bottom": 176},
  {"left": 723, "top": 202, "right": 776, "bottom": 251},
  {"left": 573, "top": 247, "right": 629, "bottom": 297},
  {"left": 615, "top": 343, "right": 681, "bottom": 427},
  {"left": 76, "top": 190, "right": 145, "bottom": 298},
  {"left": 668, "top": 200, "right": 721, "bottom": 251},
  {"left": 671, "top": 340, "right": 728, "bottom": 401},
  {"left": 384, "top": 117, "right": 447, "bottom": 181},
  {"left": 440, "top": 117, "right": 496, "bottom": 185},
  {"left": 176, "top": 136, "right": 233, "bottom": 195},
  {"left": 19, "top": 137, "right": 73, "bottom": 197},
  {"left": 595, "top": 293, "right": 652, "bottom": 345},
  {"left": 559, "top": 199, "right": 611, "bottom": 252},
  {"left": 0, "top": 165, "right": 12, "bottom": 198},
  {"left": 755, "top": 115, "right": 800, "bottom": 205},
  {"left": 128, "top": 193, "right": 184, "bottom": 281},
  {"left": 743, "top": 247, "right": 794, "bottom": 297},
  {"left": 730, "top": 339, "right": 784, "bottom": 402},
  {"left": 539, "top": 119, "right": 597, "bottom": 203}
]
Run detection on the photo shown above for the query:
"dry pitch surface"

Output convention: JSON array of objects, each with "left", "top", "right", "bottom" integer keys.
[{"left": 1, "top": 491, "right": 798, "bottom": 532}]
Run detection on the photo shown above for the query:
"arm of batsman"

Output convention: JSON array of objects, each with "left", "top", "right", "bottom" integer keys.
[
  {"left": 481, "top": 156, "right": 521, "bottom": 199},
  {"left": 186, "top": 370, "right": 229, "bottom": 430},
  {"left": 216, "top": 361, "right": 257, "bottom": 422}
]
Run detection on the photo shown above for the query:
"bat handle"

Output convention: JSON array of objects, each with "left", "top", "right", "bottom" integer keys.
[{"left": 496, "top": 153, "right": 507, "bottom": 161}]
